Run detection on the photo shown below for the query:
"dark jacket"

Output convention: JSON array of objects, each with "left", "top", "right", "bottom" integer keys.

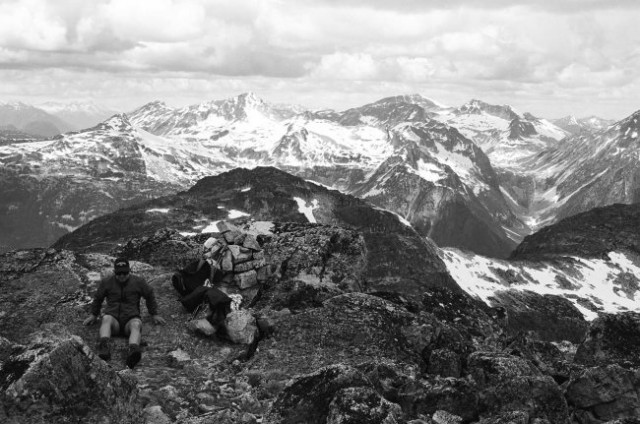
[{"left": 90, "top": 274, "right": 158, "bottom": 323}]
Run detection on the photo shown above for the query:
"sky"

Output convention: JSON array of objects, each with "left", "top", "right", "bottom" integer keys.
[{"left": 0, "top": 0, "right": 639, "bottom": 119}]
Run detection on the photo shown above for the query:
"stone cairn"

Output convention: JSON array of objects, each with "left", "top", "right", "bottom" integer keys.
[{"left": 203, "top": 221, "right": 268, "bottom": 298}]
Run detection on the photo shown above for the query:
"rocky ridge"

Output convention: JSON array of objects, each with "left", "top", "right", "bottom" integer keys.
[{"left": 4, "top": 222, "right": 640, "bottom": 423}]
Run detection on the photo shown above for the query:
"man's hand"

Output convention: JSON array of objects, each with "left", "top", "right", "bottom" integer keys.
[
  {"left": 151, "top": 315, "right": 166, "bottom": 325},
  {"left": 83, "top": 315, "right": 98, "bottom": 326}
]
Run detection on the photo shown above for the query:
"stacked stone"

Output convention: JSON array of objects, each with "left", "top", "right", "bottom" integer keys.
[{"left": 204, "top": 221, "right": 268, "bottom": 292}]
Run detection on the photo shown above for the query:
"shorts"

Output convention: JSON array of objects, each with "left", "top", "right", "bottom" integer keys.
[{"left": 103, "top": 315, "right": 142, "bottom": 337}]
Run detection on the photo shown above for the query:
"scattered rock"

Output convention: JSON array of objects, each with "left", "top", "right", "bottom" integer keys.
[
  {"left": 168, "top": 349, "right": 191, "bottom": 368},
  {"left": 225, "top": 310, "right": 259, "bottom": 345},
  {"left": 432, "top": 409, "right": 463, "bottom": 424}
]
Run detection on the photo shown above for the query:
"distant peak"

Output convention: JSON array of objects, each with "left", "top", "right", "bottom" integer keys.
[
  {"left": 102, "top": 113, "right": 133, "bottom": 128},
  {"left": 375, "top": 94, "right": 445, "bottom": 109}
]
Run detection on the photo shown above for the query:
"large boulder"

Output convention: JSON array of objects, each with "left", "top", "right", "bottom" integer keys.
[
  {"left": 0, "top": 326, "right": 142, "bottom": 423},
  {"left": 505, "top": 333, "right": 572, "bottom": 384},
  {"left": 249, "top": 293, "right": 444, "bottom": 377},
  {"left": 575, "top": 312, "right": 640, "bottom": 367},
  {"left": 466, "top": 351, "right": 569, "bottom": 423},
  {"left": 264, "top": 364, "right": 402, "bottom": 424},
  {"left": 487, "top": 289, "right": 588, "bottom": 343},
  {"left": 565, "top": 365, "right": 640, "bottom": 423}
]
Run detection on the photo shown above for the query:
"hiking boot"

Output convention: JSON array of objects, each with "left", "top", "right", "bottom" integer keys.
[
  {"left": 97, "top": 338, "right": 111, "bottom": 361},
  {"left": 126, "top": 344, "right": 142, "bottom": 369}
]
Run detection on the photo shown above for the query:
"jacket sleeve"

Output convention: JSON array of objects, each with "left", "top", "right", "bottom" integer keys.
[
  {"left": 90, "top": 279, "right": 108, "bottom": 317},
  {"left": 141, "top": 279, "right": 159, "bottom": 316}
]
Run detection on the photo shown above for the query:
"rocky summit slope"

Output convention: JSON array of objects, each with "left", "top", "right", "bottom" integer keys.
[
  {"left": 53, "top": 166, "right": 456, "bottom": 292},
  {"left": 4, "top": 217, "right": 640, "bottom": 423}
]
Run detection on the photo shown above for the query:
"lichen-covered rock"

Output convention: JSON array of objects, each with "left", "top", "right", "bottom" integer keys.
[
  {"left": 574, "top": 312, "right": 640, "bottom": 367},
  {"left": 431, "top": 409, "right": 463, "bottom": 424},
  {"left": 250, "top": 293, "right": 440, "bottom": 377},
  {"left": 420, "top": 286, "right": 504, "bottom": 350},
  {"left": 111, "top": 227, "right": 204, "bottom": 269},
  {"left": 487, "top": 289, "right": 588, "bottom": 343},
  {"left": 395, "top": 375, "right": 479, "bottom": 421},
  {"left": 475, "top": 410, "right": 529, "bottom": 424},
  {"left": 505, "top": 333, "right": 572, "bottom": 384},
  {"left": 326, "top": 386, "right": 402, "bottom": 424},
  {"left": 0, "top": 330, "right": 142, "bottom": 423},
  {"left": 224, "top": 310, "right": 259, "bottom": 345},
  {"left": 264, "top": 364, "right": 374, "bottom": 424},
  {"left": 426, "top": 348, "right": 462, "bottom": 378},
  {"left": 565, "top": 365, "right": 640, "bottom": 422},
  {"left": 466, "top": 352, "right": 569, "bottom": 423}
]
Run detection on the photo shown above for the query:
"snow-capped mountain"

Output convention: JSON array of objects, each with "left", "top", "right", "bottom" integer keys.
[
  {"left": 350, "top": 119, "right": 526, "bottom": 257},
  {"left": 553, "top": 115, "right": 615, "bottom": 135},
  {"left": 0, "top": 101, "right": 74, "bottom": 137},
  {"left": 510, "top": 110, "right": 640, "bottom": 228},
  {"left": 2, "top": 92, "right": 638, "bottom": 259},
  {"left": 38, "top": 100, "right": 118, "bottom": 131},
  {"left": 433, "top": 99, "right": 568, "bottom": 169}
]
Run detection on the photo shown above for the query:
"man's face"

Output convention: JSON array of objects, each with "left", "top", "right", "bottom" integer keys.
[{"left": 115, "top": 270, "right": 130, "bottom": 282}]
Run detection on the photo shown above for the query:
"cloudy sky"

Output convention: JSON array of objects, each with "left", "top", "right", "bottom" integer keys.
[{"left": 1, "top": 0, "right": 638, "bottom": 119}]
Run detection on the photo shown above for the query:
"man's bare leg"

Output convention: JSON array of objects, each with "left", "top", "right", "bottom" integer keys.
[
  {"left": 124, "top": 318, "right": 143, "bottom": 369},
  {"left": 97, "top": 315, "right": 119, "bottom": 361}
]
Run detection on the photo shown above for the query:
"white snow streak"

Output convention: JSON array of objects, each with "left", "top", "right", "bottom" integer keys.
[{"left": 293, "top": 197, "right": 319, "bottom": 223}]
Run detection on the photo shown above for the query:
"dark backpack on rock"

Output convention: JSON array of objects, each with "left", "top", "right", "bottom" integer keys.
[{"left": 172, "top": 260, "right": 212, "bottom": 297}]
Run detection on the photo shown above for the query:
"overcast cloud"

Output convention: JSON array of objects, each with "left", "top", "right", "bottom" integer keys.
[{"left": 0, "top": 0, "right": 638, "bottom": 119}]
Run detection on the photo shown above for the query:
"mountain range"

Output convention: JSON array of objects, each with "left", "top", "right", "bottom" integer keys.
[
  {"left": 0, "top": 100, "right": 116, "bottom": 138},
  {"left": 1, "top": 92, "right": 636, "bottom": 259}
]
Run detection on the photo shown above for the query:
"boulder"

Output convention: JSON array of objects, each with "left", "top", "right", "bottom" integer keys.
[
  {"left": 0, "top": 330, "right": 142, "bottom": 423},
  {"left": 575, "top": 312, "right": 640, "bottom": 367},
  {"left": 487, "top": 289, "right": 588, "bottom": 343},
  {"left": 326, "top": 386, "right": 402, "bottom": 424},
  {"left": 426, "top": 348, "right": 462, "bottom": 378},
  {"left": 565, "top": 365, "right": 640, "bottom": 422},
  {"left": 505, "top": 333, "right": 572, "bottom": 384},
  {"left": 265, "top": 364, "right": 400, "bottom": 424},
  {"left": 224, "top": 310, "right": 259, "bottom": 345},
  {"left": 466, "top": 352, "right": 569, "bottom": 423},
  {"left": 432, "top": 410, "right": 463, "bottom": 424},
  {"left": 475, "top": 411, "right": 530, "bottom": 424},
  {"left": 395, "top": 375, "right": 479, "bottom": 422}
]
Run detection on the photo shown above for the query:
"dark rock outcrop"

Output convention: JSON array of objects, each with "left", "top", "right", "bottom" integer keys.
[
  {"left": 487, "top": 289, "right": 588, "bottom": 343},
  {"left": 264, "top": 364, "right": 402, "bottom": 424},
  {"left": 575, "top": 312, "right": 640, "bottom": 368},
  {"left": 466, "top": 351, "right": 570, "bottom": 423},
  {"left": 566, "top": 365, "right": 640, "bottom": 423},
  {"left": 0, "top": 326, "right": 142, "bottom": 423},
  {"left": 511, "top": 203, "right": 640, "bottom": 260}
]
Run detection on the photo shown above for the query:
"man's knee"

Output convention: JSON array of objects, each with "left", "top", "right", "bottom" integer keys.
[
  {"left": 102, "top": 315, "right": 119, "bottom": 331},
  {"left": 126, "top": 318, "right": 142, "bottom": 333}
]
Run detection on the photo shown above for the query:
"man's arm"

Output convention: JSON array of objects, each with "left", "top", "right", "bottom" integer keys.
[
  {"left": 84, "top": 279, "right": 108, "bottom": 325},
  {"left": 141, "top": 278, "right": 165, "bottom": 325}
]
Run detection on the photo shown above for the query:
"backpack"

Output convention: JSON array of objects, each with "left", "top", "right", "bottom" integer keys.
[{"left": 171, "top": 260, "right": 212, "bottom": 297}]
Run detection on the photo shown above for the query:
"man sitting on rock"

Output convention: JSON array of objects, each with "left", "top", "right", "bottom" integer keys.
[{"left": 83, "top": 257, "right": 166, "bottom": 368}]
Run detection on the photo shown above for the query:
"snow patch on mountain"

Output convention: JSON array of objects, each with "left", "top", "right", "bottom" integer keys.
[
  {"left": 440, "top": 247, "right": 640, "bottom": 320},
  {"left": 294, "top": 197, "right": 319, "bottom": 223}
]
